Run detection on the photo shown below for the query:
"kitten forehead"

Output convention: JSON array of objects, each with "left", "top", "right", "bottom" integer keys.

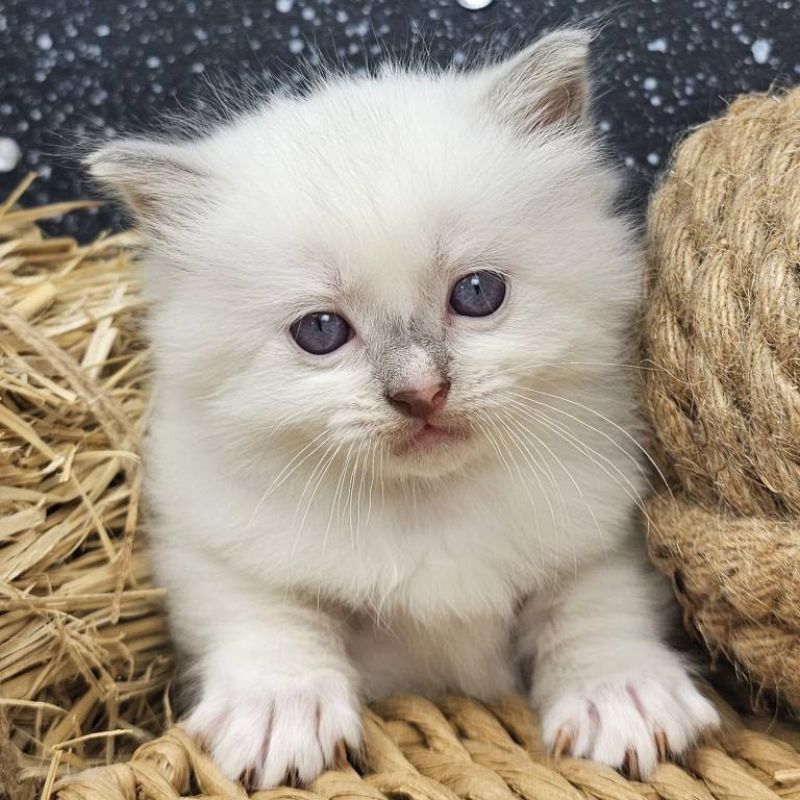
[{"left": 336, "top": 238, "right": 446, "bottom": 319}]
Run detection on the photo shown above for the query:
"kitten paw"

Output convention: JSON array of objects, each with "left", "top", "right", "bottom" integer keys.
[
  {"left": 537, "top": 665, "right": 719, "bottom": 778},
  {"left": 184, "top": 669, "right": 362, "bottom": 789}
]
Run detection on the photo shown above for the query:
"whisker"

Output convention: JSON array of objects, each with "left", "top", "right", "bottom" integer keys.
[
  {"left": 292, "top": 439, "right": 343, "bottom": 556},
  {"left": 509, "top": 398, "right": 649, "bottom": 514},
  {"left": 506, "top": 403, "right": 656, "bottom": 537},
  {"left": 475, "top": 409, "right": 525, "bottom": 506},
  {"left": 505, "top": 396, "right": 648, "bottom": 506},
  {"left": 365, "top": 439, "right": 379, "bottom": 531},
  {"left": 347, "top": 441, "right": 366, "bottom": 552},
  {"left": 497, "top": 407, "right": 607, "bottom": 572},
  {"left": 512, "top": 387, "right": 670, "bottom": 496},
  {"left": 325, "top": 440, "right": 358, "bottom": 550},
  {"left": 490, "top": 410, "right": 562, "bottom": 534},
  {"left": 249, "top": 428, "right": 334, "bottom": 522}
]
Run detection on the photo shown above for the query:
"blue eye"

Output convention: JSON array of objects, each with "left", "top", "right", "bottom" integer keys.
[
  {"left": 449, "top": 271, "right": 507, "bottom": 317},
  {"left": 290, "top": 312, "right": 351, "bottom": 354}
]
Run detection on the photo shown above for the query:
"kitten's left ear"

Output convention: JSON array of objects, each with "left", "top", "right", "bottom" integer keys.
[
  {"left": 481, "top": 28, "right": 592, "bottom": 134},
  {"left": 85, "top": 138, "right": 211, "bottom": 229}
]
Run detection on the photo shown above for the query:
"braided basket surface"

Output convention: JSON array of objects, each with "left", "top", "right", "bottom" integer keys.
[{"left": 49, "top": 692, "right": 800, "bottom": 800}]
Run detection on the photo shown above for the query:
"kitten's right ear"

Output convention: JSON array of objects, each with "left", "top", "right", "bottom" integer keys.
[
  {"left": 85, "top": 139, "right": 210, "bottom": 227},
  {"left": 479, "top": 28, "right": 593, "bottom": 135}
]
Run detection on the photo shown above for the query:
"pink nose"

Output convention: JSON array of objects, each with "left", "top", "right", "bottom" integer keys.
[{"left": 389, "top": 381, "right": 450, "bottom": 419}]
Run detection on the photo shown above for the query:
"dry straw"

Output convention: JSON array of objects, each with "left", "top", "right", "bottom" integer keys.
[
  {"left": 641, "top": 85, "right": 800, "bottom": 712},
  {"left": 3, "top": 87, "right": 800, "bottom": 800},
  {"left": 0, "top": 173, "right": 169, "bottom": 799}
]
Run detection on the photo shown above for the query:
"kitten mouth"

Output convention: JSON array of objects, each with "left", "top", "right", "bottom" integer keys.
[{"left": 394, "top": 421, "right": 468, "bottom": 455}]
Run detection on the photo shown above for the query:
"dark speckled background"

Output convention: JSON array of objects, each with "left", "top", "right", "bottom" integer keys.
[{"left": 0, "top": 0, "right": 798, "bottom": 237}]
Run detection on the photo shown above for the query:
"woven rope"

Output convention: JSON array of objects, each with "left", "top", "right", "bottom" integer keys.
[
  {"left": 50, "top": 692, "right": 800, "bottom": 800},
  {"left": 641, "top": 86, "right": 800, "bottom": 712}
]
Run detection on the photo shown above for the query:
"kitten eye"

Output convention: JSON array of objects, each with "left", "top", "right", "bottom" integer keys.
[
  {"left": 290, "top": 312, "right": 351, "bottom": 354},
  {"left": 449, "top": 271, "right": 507, "bottom": 317}
]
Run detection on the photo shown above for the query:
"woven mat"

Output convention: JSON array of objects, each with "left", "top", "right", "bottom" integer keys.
[{"left": 49, "top": 691, "right": 800, "bottom": 800}]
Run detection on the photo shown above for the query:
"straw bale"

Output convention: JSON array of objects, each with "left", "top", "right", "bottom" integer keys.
[{"left": 0, "top": 174, "right": 168, "bottom": 799}]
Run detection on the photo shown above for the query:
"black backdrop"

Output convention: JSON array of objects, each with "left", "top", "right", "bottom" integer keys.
[{"left": 0, "top": 0, "right": 798, "bottom": 237}]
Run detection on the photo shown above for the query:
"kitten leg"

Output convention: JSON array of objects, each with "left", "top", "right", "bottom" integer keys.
[
  {"left": 519, "top": 552, "right": 719, "bottom": 778},
  {"left": 166, "top": 560, "right": 361, "bottom": 789}
]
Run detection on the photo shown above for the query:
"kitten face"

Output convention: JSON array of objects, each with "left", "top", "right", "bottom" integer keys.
[{"left": 89, "top": 30, "right": 638, "bottom": 481}]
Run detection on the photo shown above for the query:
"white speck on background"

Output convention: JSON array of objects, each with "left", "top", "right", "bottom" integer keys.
[
  {"left": 36, "top": 32, "right": 53, "bottom": 50},
  {"left": 457, "top": 0, "right": 494, "bottom": 8},
  {"left": 650, "top": 95, "right": 663, "bottom": 106},
  {"left": 301, "top": 7, "right": 315, "bottom": 21},
  {"left": 647, "top": 152, "right": 660, "bottom": 166},
  {"left": 0, "top": 137, "right": 22, "bottom": 172},
  {"left": 643, "top": 76, "right": 657, "bottom": 90},
  {"left": 624, "top": 155, "right": 635, "bottom": 167},
  {"left": 598, "top": 119, "right": 611, "bottom": 132},
  {"left": 146, "top": 55, "right": 161, "bottom": 68},
  {"left": 191, "top": 62, "right": 205, "bottom": 73},
  {"left": 346, "top": 19, "right": 370, "bottom": 38},
  {"left": 751, "top": 38, "right": 771, "bottom": 64},
  {"left": 647, "top": 37, "right": 668, "bottom": 53},
  {"left": 336, "top": 10, "right": 348, "bottom": 22},
  {"left": 95, "top": 23, "right": 111, "bottom": 37},
  {"left": 288, "top": 38, "right": 304, "bottom": 54},
  {"left": 276, "top": 0, "right": 294, "bottom": 12}
]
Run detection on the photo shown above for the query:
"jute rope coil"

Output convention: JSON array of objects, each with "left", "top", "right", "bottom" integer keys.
[{"left": 641, "top": 86, "right": 800, "bottom": 711}]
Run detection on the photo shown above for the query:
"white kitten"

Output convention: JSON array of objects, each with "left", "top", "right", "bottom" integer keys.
[{"left": 89, "top": 29, "right": 718, "bottom": 788}]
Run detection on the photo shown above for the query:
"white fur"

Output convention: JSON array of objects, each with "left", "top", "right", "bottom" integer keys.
[{"left": 89, "top": 30, "right": 718, "bottom": 788}]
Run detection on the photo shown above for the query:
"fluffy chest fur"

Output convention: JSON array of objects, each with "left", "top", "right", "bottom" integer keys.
[{"left": 148, "top": 371, "right": 643, "bottom": 623}]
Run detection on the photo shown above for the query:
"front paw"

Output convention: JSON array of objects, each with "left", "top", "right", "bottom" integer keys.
[
  {"left": 184, "top": 668, "right": 362, "bottom": 789},
  {"left": 536, "top": 662, "right": 719, "bottom": 778}
]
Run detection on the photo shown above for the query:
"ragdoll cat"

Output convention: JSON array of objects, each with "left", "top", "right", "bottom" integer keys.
[{"left": 88, "top": 28, "right": 718, "bottom": 788}]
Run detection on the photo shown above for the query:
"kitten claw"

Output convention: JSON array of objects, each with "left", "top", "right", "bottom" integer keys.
[
  {"left": 186, "top": 668, "right": 361, "bottom": 789},
  {"left": 623, "top": 749, "right": 640, "bottom": 780},
  {"left": 334, "top": 739, "right": 348, "bottom": 770},
  {"left": 286, "top": 767, "right": 301, "bottom": 788},
  {"left": 655, "top": 730, "right": 669, "bottom": 762},
  {"left": 538, "top": 661, "right": 720, "bottom": 779},
  {"left": 241, "top": 767, "right": 257, "bottom": 793},
  {"left": 553, "top": 728, "right": 572, "bottom": 758}
]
